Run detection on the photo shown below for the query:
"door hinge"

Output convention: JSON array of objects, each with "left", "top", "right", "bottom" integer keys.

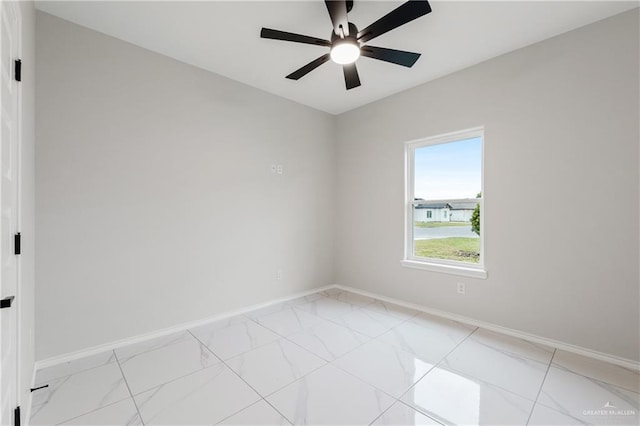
[
  {"left": 14, "top": 59, "right": 21, "bottom": 82},
  {"left": 14, "top": 232, "right": 20, "bottom": 255},
  {"left": 1, "top": 296, "right": 15, "bottom": 309},
  {"left": 14, "top": 406, "right": 20, "bottom": 426}
]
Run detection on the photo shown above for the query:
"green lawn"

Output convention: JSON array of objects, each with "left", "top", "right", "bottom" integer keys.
[
  {"left": 414, "top": 221, "right": 471, "bottom": 228},
  {"left": 414, "top": 237, "right": 480, "bottom": 263}
]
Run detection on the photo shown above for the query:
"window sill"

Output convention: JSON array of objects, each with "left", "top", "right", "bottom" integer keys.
[{"left": 401, "top": 260, "right": 488, "bottom": 279}]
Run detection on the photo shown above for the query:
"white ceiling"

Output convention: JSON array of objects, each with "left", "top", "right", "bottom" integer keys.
[{"left": 35, "top": 1, "right": 638, "bottom": 114}]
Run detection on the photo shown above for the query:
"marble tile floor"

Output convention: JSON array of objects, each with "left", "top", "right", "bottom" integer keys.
[{"left": 30, "top": 288, "right": 639, "bottom": 425}]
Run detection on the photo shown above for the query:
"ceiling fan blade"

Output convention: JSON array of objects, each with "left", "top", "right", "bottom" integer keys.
[
  {"left": 286, "top": 54, "right": 331, "bottom": 80},
  {"left": 343, "top": 63, "right": 361, "bottom": 90},
  {"left": 357, "top": 0, "right": 432, "bottom": 44},
  {"left": 261, "top": 28, "right": 331, "bottom": 47},
  {"left": 360, "top": 45, "right": 421, "bottom": 67},
  {"left": 325, "top": 1, "right": 350, "bottom": 36}
]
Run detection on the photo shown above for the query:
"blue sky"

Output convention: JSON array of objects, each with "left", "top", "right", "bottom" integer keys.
[{"left": 414, "top": 137, "right": 482, "bottom": 200}]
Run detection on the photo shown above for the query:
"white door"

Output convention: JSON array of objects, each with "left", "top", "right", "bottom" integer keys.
[{"left": 0, "top": 0, "right": 21, "bottom": 424}]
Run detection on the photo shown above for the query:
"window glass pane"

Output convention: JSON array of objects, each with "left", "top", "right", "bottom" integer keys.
[
  {"left": 413, "top": 203, "right": 480, "bottom": 264},
  {"left": 414, "top": 137, "right": 481, "bottom": 200},
  {"left": 411, "top": 135, "right": 482, "bottom": 265}
]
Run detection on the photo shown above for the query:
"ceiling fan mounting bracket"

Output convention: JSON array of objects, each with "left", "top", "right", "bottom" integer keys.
[{"left": 331, "top": 22, "right": 358, "bottom": 43}]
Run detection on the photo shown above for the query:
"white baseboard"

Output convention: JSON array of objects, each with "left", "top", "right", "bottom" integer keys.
[
  {"left": 34, "top": 282, "right": 639, "bottom": 376},
  {"left": 34, "top": 284, "right": 335, "bottom": 371},
  {"left": 334, "top": 284, "right": 640, "bottom": 372}
]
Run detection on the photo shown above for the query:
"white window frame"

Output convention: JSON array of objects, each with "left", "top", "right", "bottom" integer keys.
[{"left": 402, "top": 127, "right": 487, "bottom": 279}]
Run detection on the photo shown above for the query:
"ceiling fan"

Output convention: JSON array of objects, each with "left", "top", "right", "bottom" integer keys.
[{"left": 260, "top": 0, "right": 432, "bottom": 90}]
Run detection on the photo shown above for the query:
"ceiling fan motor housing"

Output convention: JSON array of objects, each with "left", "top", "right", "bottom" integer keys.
[{"left": 260, "top": 0, "right": 432, "bottom": 90}]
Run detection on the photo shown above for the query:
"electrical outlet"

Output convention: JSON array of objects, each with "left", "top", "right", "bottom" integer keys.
[
  {"left": 276, "top": 165, "right": 283, "bottom": 175},
  {"left": 457, "top": 282, "right": 466, "bottom": 295},
  {"left": 270, "top": 164, "right": 277, "bottom": 174},
  {"left": 276, "top": 269, "right": 283, "bottom": 281}
]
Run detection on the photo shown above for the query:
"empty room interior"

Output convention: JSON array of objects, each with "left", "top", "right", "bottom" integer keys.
[{"left": 1, "top": 0, "right": 639, "bottom": 425}]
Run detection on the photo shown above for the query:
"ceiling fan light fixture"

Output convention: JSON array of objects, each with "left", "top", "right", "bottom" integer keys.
[
  {"left": 330, "top": 39, "right": 360, "bottom": 64},
  {"left": 260, "top": 0, "right": 432, "bottom": 89}
]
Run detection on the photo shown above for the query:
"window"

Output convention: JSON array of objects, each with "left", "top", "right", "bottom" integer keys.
[{"left": 403, "top": 128, "right": 486, "bottom": 279}]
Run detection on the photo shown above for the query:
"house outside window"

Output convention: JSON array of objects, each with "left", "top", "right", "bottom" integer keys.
[{"left": 402, "top": 127, "right": 486, "bottom": 279}]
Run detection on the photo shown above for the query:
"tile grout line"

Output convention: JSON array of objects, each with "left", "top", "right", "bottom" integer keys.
[
  {"left": 409, "top": 324, "right": 558, "bottom": 414},
  {"left": 322, "top": 302, "right": 416, "bottom": 336},
  {"left": 186, "top": 329, "right": 295, "bottom": 425},
  {"left": 280, "top": 313, "right": 375, "bottom": 364},
  {"left": 278, "top": 298, "right": 420, "bottom": 381},
  {"left": 39, "top": 387, "right": 130, "bottom": 425},
  {"left": 525, "top": 348, "right": 557, "bottom": 425},
  {"left": 248, "top": 293, "right": 410, "bottom": 343},
  {"left": 241, "top": 298, "right": 399, "bottom": 400},
  {"left": 369, "top": 398, "right": 449, "bottom": 426},
  {"left": 111, "top": 332, "right": 228, "bottom": 397},
  {"left": 401, "top": 399, "right": 447, "bottom": 425},
  {"left": 388, "top": 325, "right": 481, "bottom": 424},
  {"left": 282, "top": 294, "right": 453, "bottom": 425},
  {"left": 96, "top": 305, "right": 329, "bottom": 411},
  {"left": 327, "top": 307, "right": 453, "bottom": 426},
  {"left": 303, "top": 296, "right": 420, "bottom": 362},
  {"left": 44, "top": 289, "right": 598, "bottom": 426},
  {"left": 545, "top": 359, "right": 640, "bottom": 395},
  {"left": 203, "top": 314, "right": 286, "bottom": 358},
  {"left": 35, "top": 287, "right": 336, "bottom": 374},
  {"left": 430, "top": 354, "right": 546, "bottom": 412},
  {"left": 470, "top": 335, "right": 555, "bottom": 365},
  {"left": 366, "top": 402, "right": 396, "bottom": 426},
  {"left": 29, "top": 353, "right": 135, "bottom": 425},
  {"left": 245, "top": 295, "right": 388, "bottom": 367},
  {"left": 117, "top": 358, "right": 225, "bottom": 399},
  {"left": 32, "top": 351, "right": 121, "bottom": 391},
  {"left": 282, "top": 327, "right": 372, "bottom": 365},
  {"left": 113, "top": 332, "right": 193, "bottom": 363},
  {"left": 189, "top": 294, "right": 405, "bottom": 424},
  {"left": 114, "top": 349, "right": 146, "bottom": 425},
  {"left": 47, "top": 397, "right": 132, "bottom": 425},
  {"left": 225, "top": 308, "right": 362, "bottom": 365}
]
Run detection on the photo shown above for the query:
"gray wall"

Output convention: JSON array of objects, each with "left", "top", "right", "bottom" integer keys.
[
  {"left": 35, "top": 12, "right": 335, "bottom": 359},
  {"left": 35, "top": 9, "right": 639, "bottom": 364},
  {"left": 334, "top": 10, "right": 639, "bottom": 362},
  {"left": 18, "top": 0, "right": 36, "bottom": 416}
]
